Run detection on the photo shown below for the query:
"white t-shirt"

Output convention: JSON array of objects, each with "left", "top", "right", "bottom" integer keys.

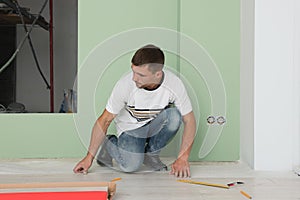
[{"left": 106, "top": 69, "right": 192, "bottom": 136}]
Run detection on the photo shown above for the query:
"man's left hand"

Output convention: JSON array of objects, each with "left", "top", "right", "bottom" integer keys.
[{"left": 170, "top": 158, "right": 191, "bottom": 178}]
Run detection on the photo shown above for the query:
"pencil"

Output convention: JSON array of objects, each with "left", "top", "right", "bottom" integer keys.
[
  {"left": 240, "top": 190, "right": 252, "bottom": 199},
  {"left": 177, "top": 179, "right": 229, "bottom": 189},
  {"left": 111, "top": 177, "right": 122, "bottom": 182}
]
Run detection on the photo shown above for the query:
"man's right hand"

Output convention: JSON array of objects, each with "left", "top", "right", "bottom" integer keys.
[
  {"left": 73, "top": 155, "right": 93, "bottom": 174},
  {"left": 73, "top": 110, "right": 115, "bottom": 174}
]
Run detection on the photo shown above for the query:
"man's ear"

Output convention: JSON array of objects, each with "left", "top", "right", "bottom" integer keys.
[{"left": 155, "top": 70, "right": 163, "bottom": 78}]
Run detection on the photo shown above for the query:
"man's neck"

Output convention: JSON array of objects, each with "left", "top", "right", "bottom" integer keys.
[{"left": 144, "top": 71, "right": 164, "bottom": 91}]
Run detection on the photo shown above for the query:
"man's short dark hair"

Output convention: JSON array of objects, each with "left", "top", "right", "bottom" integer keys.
[{"left": 131, "top": 44, "right": 165, "bottom": 73}]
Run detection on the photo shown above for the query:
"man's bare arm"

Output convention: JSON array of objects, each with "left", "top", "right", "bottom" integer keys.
[
  {"left": 170, "top": 111, "right": 196, "bottom": 178},
  {"left": 73, "top": 109, "right": 115, "bottom": 173}
]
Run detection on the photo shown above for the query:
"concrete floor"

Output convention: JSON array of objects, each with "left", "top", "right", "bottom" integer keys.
[{"left": 0, "top": 159, "right": 300, "bottom": 199}]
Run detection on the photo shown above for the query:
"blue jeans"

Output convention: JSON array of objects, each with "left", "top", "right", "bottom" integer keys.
[{"left": 105, "top": 108, "right": 182, "bottom": 172}]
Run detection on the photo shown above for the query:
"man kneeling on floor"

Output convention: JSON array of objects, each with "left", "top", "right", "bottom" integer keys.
[{"left": 73, "top": 44, "right": 196, "bottom": 178}]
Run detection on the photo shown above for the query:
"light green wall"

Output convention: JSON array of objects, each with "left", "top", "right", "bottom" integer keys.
[
  {"left": 180, "top": 0, "right": 240, "bottom": 161},
  {"left": 0, "top": 0, "right": 239, "bottom": 160},
  {"left": 0, "top": 114, "right": 85, "bottom": 158}
]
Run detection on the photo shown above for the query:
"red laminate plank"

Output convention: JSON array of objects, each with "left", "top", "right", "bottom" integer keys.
[{"left": 0, "top": 191, "right": 107, "bottom": 200}]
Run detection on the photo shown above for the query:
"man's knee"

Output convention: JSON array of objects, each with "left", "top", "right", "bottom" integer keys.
[
  {"left": 119, "top": 162, "right": 141, "bottom": 173},
  {"left": 118, "top": 153, "right": 144, "bottom": 173},
  {"left": 165, "top": 108, "right": 182, "bottom": 132}
]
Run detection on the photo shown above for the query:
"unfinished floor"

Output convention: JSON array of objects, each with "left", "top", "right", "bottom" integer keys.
[{"left": 0, "top": 159, "right": 299, "bottom": 200}]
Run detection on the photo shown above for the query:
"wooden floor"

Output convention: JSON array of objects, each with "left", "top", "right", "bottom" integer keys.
[{"left": 0, "top": 159, "right": 300, "bottom": 199}]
